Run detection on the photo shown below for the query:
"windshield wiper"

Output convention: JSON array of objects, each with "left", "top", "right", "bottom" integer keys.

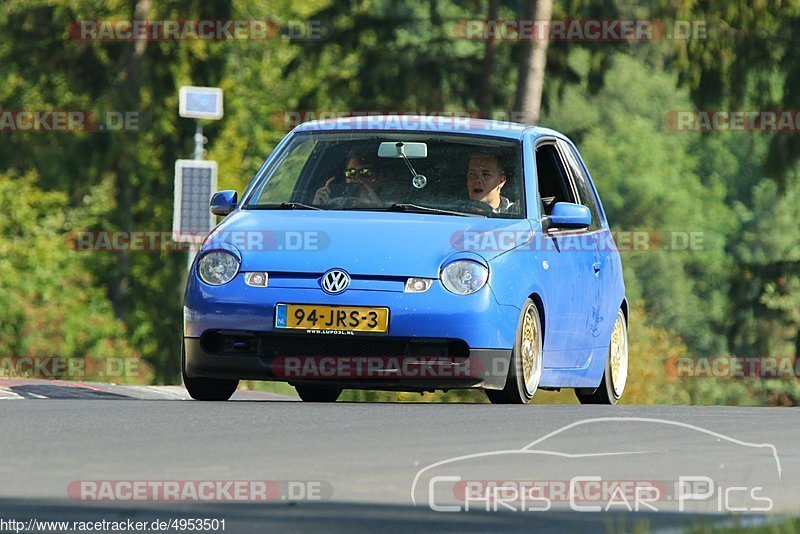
[
  {"left": 245, "top": 202, "right": 323, "bottom": 210},
  {"left": 387, "top": 203, "right": 484, "bottom": 217}
]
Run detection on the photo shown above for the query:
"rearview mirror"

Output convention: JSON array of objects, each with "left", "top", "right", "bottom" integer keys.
[
  {"left": 378, "top": 141, "right": 428, "bottom": 159},
  {"left": 545, "top": 202, "right": 591, "bottom": 230},
  {"left": 210, "top": 190, "right": 238, "bottom": 216}
]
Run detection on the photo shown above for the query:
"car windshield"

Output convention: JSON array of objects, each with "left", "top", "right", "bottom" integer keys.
[{"left": 243, "top": 132, "right": 525, "bottom": 218}]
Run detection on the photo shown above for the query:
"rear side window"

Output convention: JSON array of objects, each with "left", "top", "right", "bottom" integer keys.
[{"left": 558, "top": 140, "right": 602, "bottom": 230}]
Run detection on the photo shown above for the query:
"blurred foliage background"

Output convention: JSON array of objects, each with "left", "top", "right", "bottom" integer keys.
[{"left": 1, "top": 0, "right": 799, "bottom": 405}]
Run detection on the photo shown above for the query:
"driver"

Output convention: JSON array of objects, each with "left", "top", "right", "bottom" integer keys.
[
  {"left": 313, "top": 147, "right": 384, "bottom": 206},
  {"left": 466, "top": 152, "right": 515, "bottom": 213}
]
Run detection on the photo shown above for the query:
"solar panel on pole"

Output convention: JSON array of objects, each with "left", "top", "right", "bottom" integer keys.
[{"left": 172, "top": 159, "right": 218, "bottom": 244}]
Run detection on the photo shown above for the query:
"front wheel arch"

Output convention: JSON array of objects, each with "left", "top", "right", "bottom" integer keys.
[
  {"left": 486, "top": 298, "right": 543, "bottom": 404},
  {"left": 620, "top": 297, "right": 629, "bottom": 326},
  {"left": 527, "top": 292, "right": 546, "bottom": 350}
]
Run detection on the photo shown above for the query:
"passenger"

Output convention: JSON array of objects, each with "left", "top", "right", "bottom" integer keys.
[{"left": 466, "top": 152, "right": 515, "bottom": 213}]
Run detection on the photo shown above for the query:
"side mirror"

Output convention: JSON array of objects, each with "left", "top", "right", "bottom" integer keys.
[
  {"left": 210, "top": 190, "right": 238, "bottom": 216},
  {"left": 544, "top": 202, "right": 591, "bottom": 230}
]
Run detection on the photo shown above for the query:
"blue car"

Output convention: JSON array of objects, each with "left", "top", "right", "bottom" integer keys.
[{"left": 182, "top": 116, "right": 628, "bottom": 404}]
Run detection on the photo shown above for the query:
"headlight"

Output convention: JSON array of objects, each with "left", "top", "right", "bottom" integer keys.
[
  {"left": 197, "top": 251, "right": 240, "bottom": 286},
  {"left": 440, "top": 260, "right": 488, "bottom": 295}
]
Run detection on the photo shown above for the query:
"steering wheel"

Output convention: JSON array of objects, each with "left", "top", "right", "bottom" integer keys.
[
  {"left": 325, "top": 196, "right": 352, "bottom": 209},
  {"left": 454, "top": 199, "right": 494, "bottom": 216}
]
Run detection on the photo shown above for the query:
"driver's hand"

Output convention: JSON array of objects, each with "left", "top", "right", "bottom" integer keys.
[
  {"left": 355, "top": 178, "right": 381, "bottom": 204},
  {"left": 312, "top": 177, "right": 336, "bottom": 204}
]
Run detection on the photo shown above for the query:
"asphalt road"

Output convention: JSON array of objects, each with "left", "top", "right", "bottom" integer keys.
[{"left": 0, "top": 379, "right": 797, "bottom": 533}]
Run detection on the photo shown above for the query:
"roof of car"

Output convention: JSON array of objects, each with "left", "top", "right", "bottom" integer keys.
[{"left": 292, "top": 114, "right": 562, "bottom": 141}]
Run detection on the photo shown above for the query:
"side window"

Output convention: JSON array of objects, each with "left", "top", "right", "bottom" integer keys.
[
  {"left": 535, "top": 142, "right": 575, "bottom": 216},
  {"left": 558, "top": 140, "right": 602, "bottom": 230}
]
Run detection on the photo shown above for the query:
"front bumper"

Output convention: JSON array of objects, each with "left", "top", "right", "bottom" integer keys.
[
  {"left": 183, "top": 274, "right": 519, "bottom": 391},
  {"left": 183, "top": 336, "right": 511, "bottom": 390},
  {"left": 184, "top": 273, "right": 520, "bottom": 350}
]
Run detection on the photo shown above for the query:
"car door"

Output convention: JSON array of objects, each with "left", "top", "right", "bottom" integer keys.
[
  {"left": 534, "top": 139, "right": 596, "bottom": 366},
  {"left": 557, "top": 139, "right": 617, "bottom": 349},
  {"left": 558, "top": 139, "right": 613, "bottom": 354}
]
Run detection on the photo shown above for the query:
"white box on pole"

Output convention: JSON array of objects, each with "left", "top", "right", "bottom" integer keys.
[{"left": 179, "top": 86, "right": 224, "bottom": 120}]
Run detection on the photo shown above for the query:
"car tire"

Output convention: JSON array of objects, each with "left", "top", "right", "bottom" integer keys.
[
  {"left": 181, "top": 343, "right": 239, "bottom": 401},
  {"left": 295, "top": 384, "right": 342, "bottom": 402},
  {"left": 575, "top": 308, "right": 628, "bottom": 405},
  {"left": 486, "top": 299, "right": 543, "bottom": 404}
]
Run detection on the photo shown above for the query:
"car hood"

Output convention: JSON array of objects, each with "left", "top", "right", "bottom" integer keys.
[{"left": 202, "top": 210, "right": 533, "bottom": 278}]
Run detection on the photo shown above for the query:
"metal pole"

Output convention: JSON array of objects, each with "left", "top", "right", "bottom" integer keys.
[
  {"left": 193, "top": 121, "right": 204, "bottom": 160},
  {"left": 188, "top": 120, "right": 204, "bottom": 271}
]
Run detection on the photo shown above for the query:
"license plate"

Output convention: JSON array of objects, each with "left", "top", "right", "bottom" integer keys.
[{"left": 275, "top": 304, "right": 389, "bottom": 334}]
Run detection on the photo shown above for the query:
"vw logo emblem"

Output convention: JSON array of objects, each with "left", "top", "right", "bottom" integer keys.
[{"left": 321, "top": 269, "right": 350, "bottom": 294}]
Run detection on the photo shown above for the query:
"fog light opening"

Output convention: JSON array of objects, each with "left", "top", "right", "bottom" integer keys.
[
  {"left": 404, "top": 278, "right": 434, "bottom": 293},
  {"left": 244, "top": 272, "right": 269, "bottom": 287}
]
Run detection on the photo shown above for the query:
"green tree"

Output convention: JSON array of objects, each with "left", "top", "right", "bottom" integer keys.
[
  {"left": 0, "top": 172, "right": 143, "bottom": 380},
  {"left": 665, "top": 0, "right": 800, "bottom": 177},
  {"left": 0, "top": 0, "right": 236, "bottom": 381},
  {"left": 543, "top": 51, "right": 736, "bottom": 355}
]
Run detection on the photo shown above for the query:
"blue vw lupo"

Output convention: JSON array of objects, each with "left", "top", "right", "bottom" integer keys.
[{"left": 182, "top": 116, "right": 628, "bottom": 404}]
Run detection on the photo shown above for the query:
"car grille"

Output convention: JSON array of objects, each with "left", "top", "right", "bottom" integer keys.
[
  {"left": 200, "top": 330, "right": 469, "bottom": 359},
  {"left": 262, "top": 335, "right": 410, "bottom": 358}
]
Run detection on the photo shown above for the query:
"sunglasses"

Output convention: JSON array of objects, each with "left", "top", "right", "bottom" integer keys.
[{"left": 344, "top": 168, "right": 374, "bottom": 178}]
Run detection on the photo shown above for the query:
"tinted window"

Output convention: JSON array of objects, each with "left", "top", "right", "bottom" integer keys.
[
  {"left": 535, "top": 142, "right": 575, "bottom": 216},
  {"left": 245, "top": 133, "right": 525, "bottom": 218}
]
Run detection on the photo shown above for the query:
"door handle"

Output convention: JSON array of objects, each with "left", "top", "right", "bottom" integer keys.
[{"left": 592, "top": 261, "right": 602, "bottom": 274}]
